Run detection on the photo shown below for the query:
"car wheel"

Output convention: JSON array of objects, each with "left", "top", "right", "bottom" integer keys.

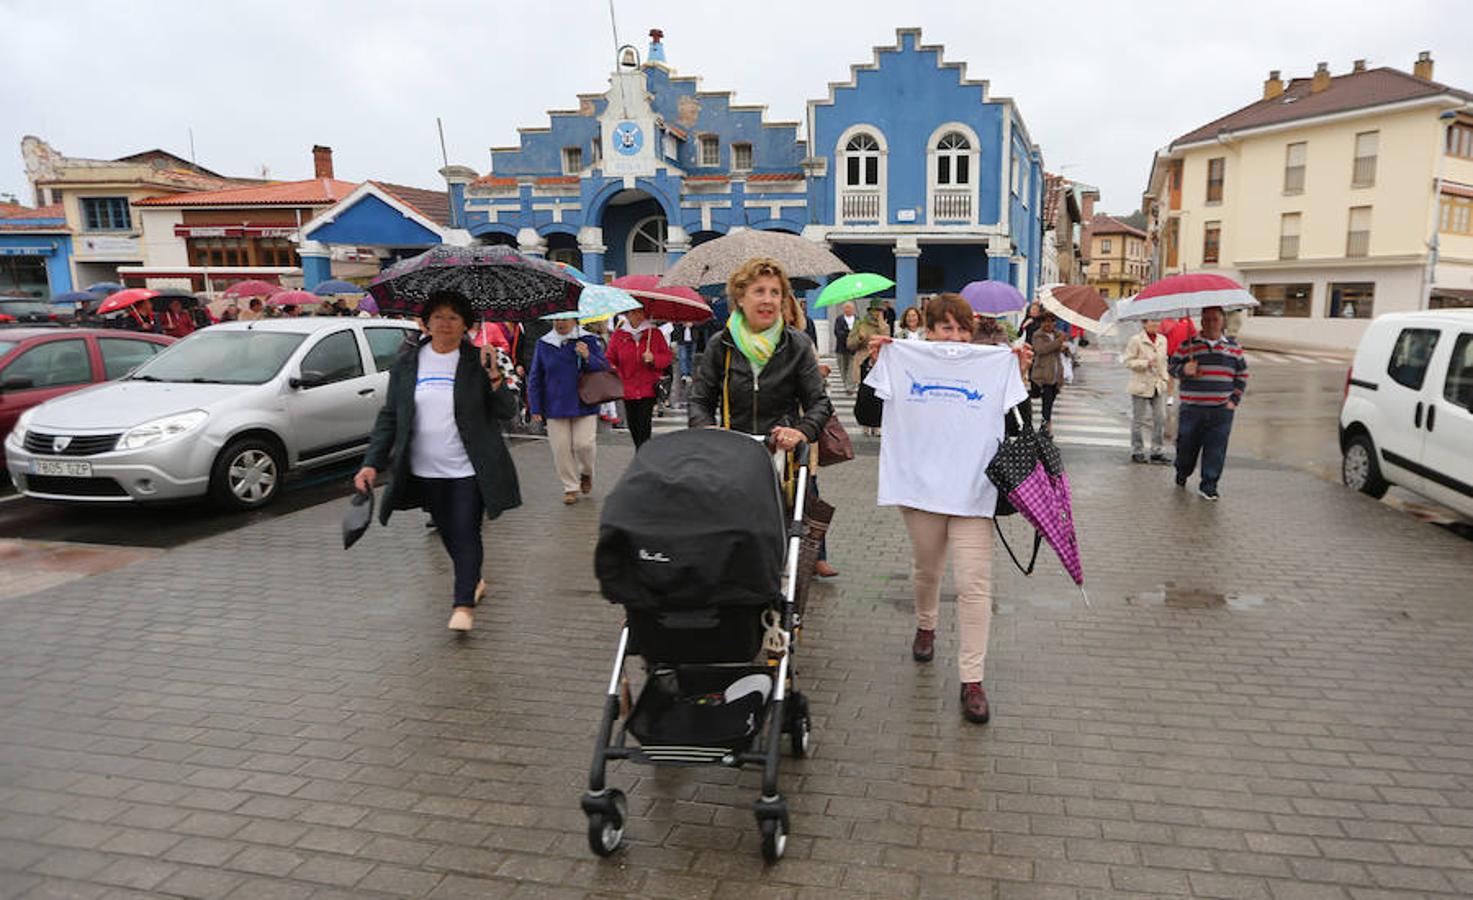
[
  {"left": 211, "top": 438, "right": 284, "bottom": 510},
  {"left": 1342, "top": 433, "right": 1389, "bottom": 499}
]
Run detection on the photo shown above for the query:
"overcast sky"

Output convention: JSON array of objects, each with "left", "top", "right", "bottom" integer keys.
[{"left": 2, "top": 0, "right": 1469, "bottom": 215}]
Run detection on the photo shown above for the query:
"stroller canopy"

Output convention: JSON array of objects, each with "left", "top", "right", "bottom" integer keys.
[{"left": 597, "top": 429, "right": 785, "bottom": 611}]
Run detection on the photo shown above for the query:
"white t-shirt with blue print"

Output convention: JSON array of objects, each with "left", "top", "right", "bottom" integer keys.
[
  {"left": 410, "top": 345, "right": 475, "bottom": 479},
  {"left": 865, "top": 340, "right": 1028, "bottom": 518}
]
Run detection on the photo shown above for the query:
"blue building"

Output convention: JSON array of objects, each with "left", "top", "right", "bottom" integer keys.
[
  {"left": 0, "top": 203, "right": 73, "bottom": 299},
  {"left": 299, "top": 28, "right": 1046, "bottom": 321}
]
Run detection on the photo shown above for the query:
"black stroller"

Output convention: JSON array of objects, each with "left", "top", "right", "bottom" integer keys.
[{"left": 582, "top": 428, "right": 812, "bottom": 862}]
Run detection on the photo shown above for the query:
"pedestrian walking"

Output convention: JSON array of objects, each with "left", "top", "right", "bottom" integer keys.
[
  {"left": 832, "top": 301, "right": 858, "bottom": 393},
  {"left": 160, "top": 299, "right": 196, "bottom": 339},
  {"left": 688, "top": 256, "right": 832, "bottom": 451},
  {"left": 1020, "top": 300, "right": 1045, "bottom": 344},
  {"left": 849, "top": 301, "right": 892, "bottom": 435},
  {"left": 1123, "top": 319, "right": 1170, "bottom": 464},
  {"left": 238, "top": 298, "right": 265, "bottom": 321},
  {"left": 1029, "top": 313, "right": 1066, "bottom": 433},
  {"left": 528, "top": 317, "right": 609, "bottom": 505},
  {"left": 898, "top": 306, "right": 925, "bottom": 340},
  {"left": 354, "top": 290, "right": 522, "bottom": 632},
  {"left": 862, "top": 292, "right": 1031, "bottom": 723},
  {"left": 1168, "top": 306, "right": 1249, "bottom": 501},
  {"left": 607, "top": 307, "right": 673, "bottom": 449}
]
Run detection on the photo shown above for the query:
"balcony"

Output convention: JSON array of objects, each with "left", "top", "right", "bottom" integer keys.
[
  {"left": 840, "top": 189, "right": 881, "bottom": 223},
  {"left": 931, "top": 189, "right": 972, "bottom": 222}
]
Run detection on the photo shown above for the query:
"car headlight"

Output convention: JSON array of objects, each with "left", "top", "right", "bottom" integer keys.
[
  {"left": 7, "top": 407, "right": 38, "bottom": 447},
  {"left": 118, "top": 410, "right": 209, "bottom": 451}
]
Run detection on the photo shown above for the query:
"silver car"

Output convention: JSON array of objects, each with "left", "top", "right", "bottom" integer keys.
[{"left": 4, "top": 317, "right": 420, "bottom": 509}]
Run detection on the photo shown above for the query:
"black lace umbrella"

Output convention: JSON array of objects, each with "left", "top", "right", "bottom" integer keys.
[{"left": 367, "top": 245, "right": 582, "bottom": 321}]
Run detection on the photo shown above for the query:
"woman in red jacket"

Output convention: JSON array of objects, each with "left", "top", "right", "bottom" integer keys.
[{"left": 607, "top": 307, "right": 673, "bottom": 448}]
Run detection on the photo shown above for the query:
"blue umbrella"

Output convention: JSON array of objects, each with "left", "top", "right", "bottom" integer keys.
[
  {"left": 312, "top": 279, "right": 364, "bottom": 296},
  {"left": 86, "top": 282, "right": 124, "bottom": 295},
  {"left": 51, "top": 291, "right": 99, "bottom": 305},
  {"left": 543, "top": 283, "right": 642, "bottom": 322}
]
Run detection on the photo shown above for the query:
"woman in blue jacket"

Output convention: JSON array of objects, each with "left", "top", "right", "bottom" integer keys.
[{"left": 528, "top": 316, "right": 610, "bottom": 505}]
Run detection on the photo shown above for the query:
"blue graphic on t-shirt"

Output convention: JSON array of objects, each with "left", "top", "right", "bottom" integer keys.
[{"left": 906, "top": 370, "right": 984, "bottom": 402}]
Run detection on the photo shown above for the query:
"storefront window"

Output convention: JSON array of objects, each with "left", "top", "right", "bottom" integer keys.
[
  {"left": 1327, "top": 282, "right": 1374, "bottom": 319},
  {"left": 256, "top": 239, "right": 297, "bottom": 268},
  {"left": 1250, "top": 283, "right": 1312, "bottom": 318},
  {"left": 187, "top": 238, "right": 249, "bottom": 268},
  {"left": 0, "top": 256, "right": 50, "bottom": 298}
]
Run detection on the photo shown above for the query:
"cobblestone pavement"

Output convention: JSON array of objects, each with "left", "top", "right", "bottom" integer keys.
[{"left": 2, "top": 427, "right": 1472, "bottom": 899}]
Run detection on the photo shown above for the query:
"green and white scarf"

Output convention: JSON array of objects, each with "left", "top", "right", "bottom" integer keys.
[{"left": 727, "top": 310, "right": 784, "bottom": 375}]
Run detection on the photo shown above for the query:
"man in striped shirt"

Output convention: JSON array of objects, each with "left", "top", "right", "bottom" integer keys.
[{"left": 1167, "top": 307, "right": 1248, "bottom": 501}]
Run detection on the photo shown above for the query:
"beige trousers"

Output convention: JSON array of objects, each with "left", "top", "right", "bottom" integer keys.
[
  {"left": 900, "top": 507, "right": 995, "bottom": 683},
  {"left": 546, "top": 415, "right": 597, "bottom": 493}
]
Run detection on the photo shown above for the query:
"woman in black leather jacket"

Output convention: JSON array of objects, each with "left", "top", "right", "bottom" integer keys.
[{"left": 687, "top": 257, "right": 832, "bottom": 449}]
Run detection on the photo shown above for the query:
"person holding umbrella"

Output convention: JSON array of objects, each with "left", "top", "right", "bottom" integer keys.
[
  {"left": 353, "top": 290, "right": 522, "bottom": 632},
  {"left": 832, "top": 301, "right": 859, "bottom": 394},
  {"left": 1029, "top": 313, "right": 1067, "bottom": 433},
  {"left": 528, "top": 316, "right": 610, "bottom": 504},
  {"left": 1168, "top": 306, "right": 1248, "bottom": 501},
  {"left": 607, "top": 306, "right": 672, "bottom": 449}
]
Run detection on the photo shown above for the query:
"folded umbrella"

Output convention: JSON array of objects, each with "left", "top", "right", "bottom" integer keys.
[
  {"left": 961, "top": 280, "right": 1027, "bottom": 316},
  {"left": 342, "top": 489, "right": 375, "bottom": 549},
  {"left": 815, "top": 273, "right": 894, "bottom": 309},
  {"left": 986, "top": 410, "right": 1087, "bottom": 603},
  {"left": 658, "top": 230, "right": 850, "bottom": 289},
  {"left": 367, "top": 245, "right": 581, "bottom": 322},
  {"left": 1037, "top": 283, "right": 1113, "bottom": 334},
  {"left": 1112, "top": 273, "right": 1259, "bottom": 321},
  {"left": 609, "top": 275, "right": 712, "bottom": 323}
]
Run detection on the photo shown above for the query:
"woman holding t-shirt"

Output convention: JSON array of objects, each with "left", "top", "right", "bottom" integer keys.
[{"left": 865, "top": 292, "right": 1032, "bottom": 724}]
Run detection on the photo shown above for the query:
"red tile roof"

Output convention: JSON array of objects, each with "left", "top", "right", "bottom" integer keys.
[
  {"left": 1085, "top": 213, "right": 1146, "bottom": 239},
  {"left": 472, "top": 175, "right": 518, "bottom": 188},
  {"left": 0, "top": 203, "right": 63, "bottom": 219},
  {"left": 372, "top": 181, "right": 453, "bottom": 227},
  {"left": 747, "top": 172, "right": 804, "bottom": 182},
  {"left": 535, "top": 176, "right": 580, "bottom": 186},
  {"left": 135, "top": 178, "right": 360, "bottom": 207},
  {"left": 1174, "top": 67, "right": 1473, "bottom": 147}
]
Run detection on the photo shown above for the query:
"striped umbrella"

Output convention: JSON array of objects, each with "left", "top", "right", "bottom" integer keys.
[
  {"left": 1112, "top": 273, "right": 1259, "bottom": 322},
  {"left": 1037, "top": 283, "right": 1113, "bottom": 334}
]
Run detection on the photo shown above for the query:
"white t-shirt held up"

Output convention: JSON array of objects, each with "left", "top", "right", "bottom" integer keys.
[
  {"left": 411, "top": 345, "right": 475, "bottom": 479},
  {"left": 864, "top": 340, "right": 1029, "bottom": 518}
]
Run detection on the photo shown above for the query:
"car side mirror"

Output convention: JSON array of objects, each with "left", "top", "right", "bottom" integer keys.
[
  {"left": 0, "top": 376, "right": 34, "bottom": 393},
  {"left": 290, "top": 370, "right": 327, "bottom": 390}
]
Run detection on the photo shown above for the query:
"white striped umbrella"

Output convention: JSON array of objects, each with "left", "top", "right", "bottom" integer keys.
[{"left": 1112, "top": 273, "right": 1258, "bottom": 321}]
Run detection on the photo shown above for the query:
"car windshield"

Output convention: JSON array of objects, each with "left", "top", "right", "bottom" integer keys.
[
  {"left": 0, "top": 299, "right": 50, "bottom": 318},
  {"left": 130, "top": 330, "right": 307, "bottom": 385}
]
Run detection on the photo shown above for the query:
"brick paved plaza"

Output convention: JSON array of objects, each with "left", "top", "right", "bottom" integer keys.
[{"left": 2, "top": 435, "right": 1472, "bottom": 899}]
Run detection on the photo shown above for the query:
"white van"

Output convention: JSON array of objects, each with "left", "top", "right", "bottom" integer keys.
[{"left": 1339, "top": 309, "right": 1473, "bottom": 520}]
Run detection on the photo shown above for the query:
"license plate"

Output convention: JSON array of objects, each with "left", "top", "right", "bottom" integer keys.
[{"left": 31, "top": 459, "right": 92, "bottom": 477}]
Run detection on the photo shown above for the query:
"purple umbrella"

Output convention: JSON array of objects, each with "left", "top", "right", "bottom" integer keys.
[
  {"left": 355, "top": 295, "right": 378, "bottom": 315},
  {"left": 986, "top": 411, "right": 1086, "bottom": 599},
  {"left": 961, "top": 280, "right": 1027, "bottom": 316}
]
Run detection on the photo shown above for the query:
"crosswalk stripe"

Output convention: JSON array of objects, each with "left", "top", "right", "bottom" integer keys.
[{"left": 1049, "top": 424, "right": 1131, "bottom": 436}]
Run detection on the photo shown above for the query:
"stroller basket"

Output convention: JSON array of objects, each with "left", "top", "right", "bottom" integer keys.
[{"left": 627, "top": 664, "right": 772, "bottom": 753}]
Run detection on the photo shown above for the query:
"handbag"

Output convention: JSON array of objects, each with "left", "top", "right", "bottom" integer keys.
[
  {"left": 853, "top": 357, "right": 884, "bottom": 428},
  {"left": 577, "top": 338, "right": 623, "bottom": 405},
  {"left": 817, "top": 415, "right": 854, "bottom": 466}
]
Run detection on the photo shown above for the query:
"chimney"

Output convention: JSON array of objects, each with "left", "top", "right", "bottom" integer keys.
[
  {"left": 1351, "top": 59, "right": 1366, "bottom": 74},
  {"left": 312, "top": 145, "right": 334, "bottom": 180},
  {"left": 1311, "top": 62, "right": 1331, "bottom": 93},
  {"left": 1081, "top": 192, "right": 1097, "bottom": 221},
  {"left": 1413, "top": 50, "right": 1433, "bottom": 81},
  {"left": 648, "top": 28, "right": 666, "bottom": 63},
  {"left": 1263, "top": 69, "right": 1285, "bottom": 100}
]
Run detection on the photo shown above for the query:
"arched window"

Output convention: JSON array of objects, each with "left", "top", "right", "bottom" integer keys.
[
  {"left": 844, "top": 133, "right": 881, "bottom": 187},
  {"left": 936, "top": 132, "right": 971, "bottom": 186},
  {"left": 626, "top": 215, "right": 669, "bottom": 276}
]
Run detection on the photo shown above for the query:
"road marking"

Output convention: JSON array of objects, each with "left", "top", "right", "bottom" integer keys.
[
  {"left": 1054, "top": 436, "right": 1132, "bottom": 449},
  {"left": 1050, "top": 424, "right": 1132, "bottom": 435}
]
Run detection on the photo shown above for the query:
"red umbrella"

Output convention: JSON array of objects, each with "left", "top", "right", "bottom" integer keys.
[
  {"left": 1116, "top": 273, "right": 1258, "bottom": 321},
  {"left": 0, "top": 313, "right": 14, "bottom": 323},
  {"left": 222, "top": 279, "right": 283, "bottom": 299},
  {"left": 266, "top": 290, "right": 320, "bottom": 308},
  {"left": 1036, "top": 283, "right": 1112, "bottom": 334},
  {"left": 609, "top": 275, "right": 712, "bottom": 323},
  {"left": 96, "top": 288, "right": 160, "bottom": 315}
]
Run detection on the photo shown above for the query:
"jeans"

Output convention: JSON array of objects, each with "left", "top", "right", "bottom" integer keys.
[
  {"left": 677, "top": 341, "right": 695, "bottom": 379},
  {"left": 1175, "top": 405, "right": 1235, "bottom": 493},
  {"left": 900, "top": 508, "right": 994, "bottom": 682},
  {"left": 624, "top": 397, "right": 656, "bottom": 448},
  {"left": 419, "top": 476, "right": 484, "bottom": 608},
  {"left": 1131, "top": 392, "right": 1166, "bottom": 456}
]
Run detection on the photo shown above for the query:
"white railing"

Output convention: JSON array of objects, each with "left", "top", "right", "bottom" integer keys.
[
  {"left": 841, "top": 190, "right": 881, "bottom": 222},
  {"left": 931, "top": 190, "right": 972, "bottom": 222}
]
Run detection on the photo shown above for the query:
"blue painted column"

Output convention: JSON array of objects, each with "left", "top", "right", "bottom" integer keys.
[
  {"left": 893, "top": 239, "right": 920, "bottom": 311},
  {"left": 298, "top": 241, "right": 331, "bottom": 289},
  {"left": 46, "top": 241, "right": 74, "bottom": 294},
  {"left": 578, "top": 227, "right": 607, "bottom": 283},
  {"left": 987, "top": 252, "right": 1011, "bottom": 285}
]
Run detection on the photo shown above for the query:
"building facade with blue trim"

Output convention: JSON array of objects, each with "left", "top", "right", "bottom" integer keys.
[
  {"left": 297, "top": 28, "right": 1045, "bottom": 324},
  {"left": 0, "top": 205, "right": 73, "bottom": 300}
]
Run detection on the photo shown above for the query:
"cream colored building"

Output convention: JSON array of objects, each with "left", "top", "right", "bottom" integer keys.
[{"left": 1143, "top": 54, "right": 1473, "bottom": 350}]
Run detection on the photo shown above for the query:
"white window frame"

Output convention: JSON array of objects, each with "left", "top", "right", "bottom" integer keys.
[
  {"left": 1279, "top": 212, "right": 1301, "bottom": 259},
  {"left": 562, "top": 146, "right": 582, "bottom": 175},
  {"left": 663, "top": 131, "right": 678, "bottom": 161},
  {"left": 731, "top": 142, "right": 752, "bottom": 172},
  {"left": 1101, "top": 238, "right": 1112, "bottom": 254},
  {"left": 698, "top": 134, "right": 720, "bottom": 168},
  {"left": 1352, "top": 131, "right": 1378, "bottom": 188},
  {"left": 626, "top": 215, "right": 669, "bottom": 274},
  {"left": 1284, "top": 141, "right": 1307, "bottom": 194},
  {"left": 835, "top": 124, "right": 888, "bottom": 224},
  {"left": 925, "top": 122, "right": 980, "bottom": 224}
]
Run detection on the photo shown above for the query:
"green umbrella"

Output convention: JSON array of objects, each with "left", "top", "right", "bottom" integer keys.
[{"left": 815, "top": 273, "right": 896, "bottom": 309}]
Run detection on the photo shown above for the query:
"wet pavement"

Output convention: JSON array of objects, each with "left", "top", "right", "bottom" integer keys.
[{"left": 2, "top": 414, "right": 1472, "bottom": 898}]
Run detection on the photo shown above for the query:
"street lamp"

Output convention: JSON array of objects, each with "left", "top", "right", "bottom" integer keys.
[{"left": 1423, "top": 108, "right": 1465, "bottom": 311}]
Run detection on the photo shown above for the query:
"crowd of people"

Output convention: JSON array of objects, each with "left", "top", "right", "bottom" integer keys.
[{"left": 350, "top": 263, "right": 1245, "bottom": 723}]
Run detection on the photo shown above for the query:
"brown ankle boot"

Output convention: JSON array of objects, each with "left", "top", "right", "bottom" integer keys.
[
  {"left": 960, "top": 682, "right": 990, "bottom": 724},
  {"left": 911, "top": 628, "right": 935, "bottom": 662}
]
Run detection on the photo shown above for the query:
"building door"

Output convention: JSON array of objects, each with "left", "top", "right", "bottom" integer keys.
[{"left": 627, "top": 216, "right": 668, "bottom": 276}]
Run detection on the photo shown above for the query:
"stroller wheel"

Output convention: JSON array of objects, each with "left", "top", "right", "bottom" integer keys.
[
  {"left": 759, "top": 815, "right": 787, "bottom": 863},
  {"left": 586, "top": 789, "right": 627, "bottom": 857},
  {"left": 786, "top": 693, "right": 811, "bottom": 758}
]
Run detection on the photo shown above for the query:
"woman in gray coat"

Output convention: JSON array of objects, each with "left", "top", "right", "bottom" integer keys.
[{"left": 354, "top": 290, "right": 521, "bottom": 632}]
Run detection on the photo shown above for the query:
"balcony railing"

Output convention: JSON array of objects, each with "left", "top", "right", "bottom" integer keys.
[
  {"left": 841, "top": 189, "right": 881, "bottom": 223},
  {"left": 931, "top": 189, "right": 972, "bottom": 222},
  {"left": 1352, "top": 156, "right": 1377, "bottom": 188}
]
